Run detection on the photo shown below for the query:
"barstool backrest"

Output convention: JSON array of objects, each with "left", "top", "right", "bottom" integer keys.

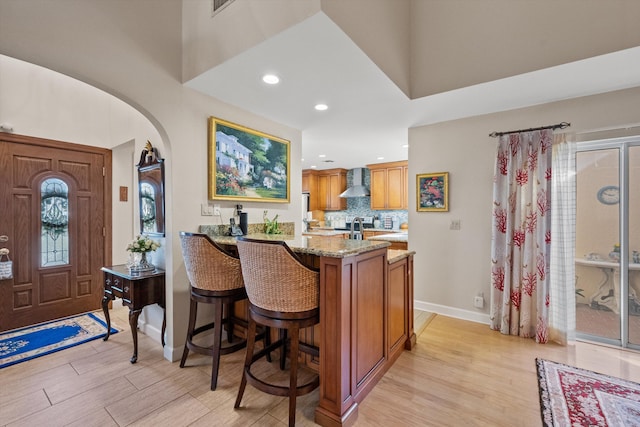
[
  {"left": 180, "top": 232, "right": 243, "bottom": 291},
  {"left": 235, "top": 238, "right": 319, "bottom": 313}
]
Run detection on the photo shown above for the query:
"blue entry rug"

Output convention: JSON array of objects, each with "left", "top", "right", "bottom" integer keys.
[{"left": 0, "top": 312, "right": 119, "bottom": 368}]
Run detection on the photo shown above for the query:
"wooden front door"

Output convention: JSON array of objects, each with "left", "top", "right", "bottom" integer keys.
[{"left": 0, "top": 134, "right": 111, "bottom": 332}]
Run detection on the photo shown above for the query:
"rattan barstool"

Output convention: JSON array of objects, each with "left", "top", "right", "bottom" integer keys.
[
  {"left": 234, "top": 237, "right": 320, "bottom": 427},
  {"left": 179, "top": 232, "right": 254, "bottom": 391}
]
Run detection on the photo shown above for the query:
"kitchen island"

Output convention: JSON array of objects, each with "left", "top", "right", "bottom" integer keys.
[{"left": 203, "top": 232, "right": 415, "bottom": 426}]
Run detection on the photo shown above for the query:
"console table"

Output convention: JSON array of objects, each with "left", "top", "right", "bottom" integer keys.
[
  {"left": 101, "top": 265, "right": 166, "bottom": 363},
  {"left": 575, "top": 258, "right": 640, "bottom": 314}
]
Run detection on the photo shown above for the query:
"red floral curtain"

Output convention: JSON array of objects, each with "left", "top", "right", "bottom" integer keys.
[{"left": 490, "top": 130, "right": 552, "bottom": 343}]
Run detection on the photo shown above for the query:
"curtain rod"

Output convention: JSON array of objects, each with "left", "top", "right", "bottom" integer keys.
[{"left": 489, "top": 121, "right": 570, "bottom": 138}]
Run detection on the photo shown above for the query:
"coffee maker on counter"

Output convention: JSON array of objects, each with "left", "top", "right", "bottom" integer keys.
[{"left": 230, "top": 204, "right": 248, "bottom": 236}]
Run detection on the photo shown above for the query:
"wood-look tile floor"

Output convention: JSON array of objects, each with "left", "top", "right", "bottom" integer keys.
[{"left": 1, "top": 303, "right": 639, "bottom": 426}]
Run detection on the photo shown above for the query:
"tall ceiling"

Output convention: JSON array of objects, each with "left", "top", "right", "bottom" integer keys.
[{"left": 185, "top": 12, "right": 640, "bottom": 171}]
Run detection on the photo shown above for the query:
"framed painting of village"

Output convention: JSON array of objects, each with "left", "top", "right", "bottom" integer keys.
[
  {"left": 208, "top": 117, "right": 290, "bottom": 203},
  {"left": 417, "top": 172, "right": 448, "bottom": 212}
]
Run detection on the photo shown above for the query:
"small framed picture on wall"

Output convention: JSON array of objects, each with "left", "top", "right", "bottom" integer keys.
[{"left": 417, "top": 172, "right": 448, "bottom": 212}]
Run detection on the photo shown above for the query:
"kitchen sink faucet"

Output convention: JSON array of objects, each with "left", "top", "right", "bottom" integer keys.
[{"left": 350, "top": 217, "right": 364, "bottom": 240}]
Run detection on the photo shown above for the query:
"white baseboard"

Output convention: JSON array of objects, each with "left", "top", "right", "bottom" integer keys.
[
  {"left": 138, "top": 320, "right": 183, "bottom": 362},
  {"left": 415, "top": 300, "right": 491, "bottom": 325},
  {"left": 138, "top": 321, "right": 162, "bottom": 343}
]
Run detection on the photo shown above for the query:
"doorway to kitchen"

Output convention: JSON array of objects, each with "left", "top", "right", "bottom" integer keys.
[{"left": 575, "top": 136, "right": 640, "bottom": 350}]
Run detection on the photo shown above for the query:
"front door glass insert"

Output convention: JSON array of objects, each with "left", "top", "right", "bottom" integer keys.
[{"left": 41, "top": 178, "right": 69, "bottom": 267}]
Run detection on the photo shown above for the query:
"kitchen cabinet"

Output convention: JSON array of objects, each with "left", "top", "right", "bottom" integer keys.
[
  {"left": 302, "top": 169, "right": 319, "bottom": 211},
  {"left": 367, "top": 161, "right": 408, "bottom": 210},
  {"left": 387, "top": 241, "right": 408, "bottom": 250},
  {"left": 363, "top": 230, "right": 394, "bottom": 239},
  {"left": 365, "top": 231, "right": 408, "bottom": 250},
  {"left": 303, "top": 168, "right": 347, "bottom": 211},
  {"left": 387, "top": 251, "right": 415, "bottom": 354}
]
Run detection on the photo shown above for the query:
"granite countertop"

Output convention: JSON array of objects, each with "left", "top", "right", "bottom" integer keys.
[
  {"left": 302, "top": 230, "right": 350, "bottom": 237},
  {"left": 387, "top": 249, "right": 416, "bottom": 264},
  {"left": 367, "top": 232, "right": 408, "bottom": 243},
  {"left": 207, "top": 233, "right": 390, "bottom": 258},
  {"left": 367, "top": 228, "right": 405, "bottom": 233}
]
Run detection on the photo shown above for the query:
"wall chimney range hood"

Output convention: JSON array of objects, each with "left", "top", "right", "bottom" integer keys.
[{"left": 339, "top": 168, "right": 370, "bottom": 198}]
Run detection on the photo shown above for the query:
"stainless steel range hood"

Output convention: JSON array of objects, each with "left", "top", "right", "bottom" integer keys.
[{"left": 339, "top": 168, "right": 370, "bottom": 198}]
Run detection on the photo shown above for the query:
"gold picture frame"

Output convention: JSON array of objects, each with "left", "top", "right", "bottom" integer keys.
[
  {"left": 208, "top": 117, "right": 290, "bottom": 203},
  {"left": 417, "top": 172, "right": 449, "bottom": 212}
]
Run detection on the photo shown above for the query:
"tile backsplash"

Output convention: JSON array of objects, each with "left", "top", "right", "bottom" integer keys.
[
  {"left": 199, "top": 222, "right": 295, "bottom": 236},
  {"left": 324, "top": 168, "right": 408, "bottom": 227}
]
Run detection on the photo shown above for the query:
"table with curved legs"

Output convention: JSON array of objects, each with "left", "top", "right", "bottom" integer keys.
[
  {"left": 576, "top": 258, "right": 640, "bottom": 314},
  {"left": 101, "top": 265, "right": 166, "bottom": 363}
]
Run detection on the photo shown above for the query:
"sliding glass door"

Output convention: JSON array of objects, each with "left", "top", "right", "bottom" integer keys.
[
  {"left": 575, "top": 137, "right": 640, "bottom": 350},
  {"left": 629, "top": 145, "right": 640, "bottom": 346}
]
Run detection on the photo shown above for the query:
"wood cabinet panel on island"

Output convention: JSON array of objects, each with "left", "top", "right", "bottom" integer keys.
[
  {"left": 303, "top": 168, "right": 347, "bottom": 211},
  {"left": 367, "top": 160, "right": 408, "bottom": 210}
]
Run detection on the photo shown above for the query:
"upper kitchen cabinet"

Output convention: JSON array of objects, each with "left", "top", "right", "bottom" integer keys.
[
  {"left": 303, "top": 168, "right": 347, "bottom": 211},
  {"left": 302, "top": 169, "right": 319, "bottom": 211},
  {"left": 368, "top": 161, "right": 408, "bottom": 210}
]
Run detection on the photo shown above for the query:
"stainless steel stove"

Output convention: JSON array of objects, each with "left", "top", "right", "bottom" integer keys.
[{"left": 334, "top": 216, "right": 374, "bottom": 232}]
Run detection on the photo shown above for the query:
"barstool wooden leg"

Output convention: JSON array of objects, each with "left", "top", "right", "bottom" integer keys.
[
  {"left": 280, "top": 329, "right": 288, "bottom": 370},
  {"left": 210, "top": 298, "right": 224, "bottom": 390},
  {"left": 235, "top": 317, "right": 257, "bottom": 409},
  {"left": 180, "top": 296, "right": 198, "bottom": 368},
  {"left": 265, "top": 326, "right": 272, "bottom": 363},
  {"left": 224, "top": 302, "right": 234, "bottom": 344},
  {"left": 287, "top": 324, "right": 300, "bottom": 427}
]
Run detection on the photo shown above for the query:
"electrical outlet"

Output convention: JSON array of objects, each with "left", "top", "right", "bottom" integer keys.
[
  {"left": 201, "top": 203, "right": 214, "bottom": 216},
  {"left": 213, "top": 204, "right": 221, "bottom": 216},
  {"left": 450, "top": 219, "right": 461, "bottom": 230},
  {"left": 474, "top": 295, "right": 484, "bottom": 309}
]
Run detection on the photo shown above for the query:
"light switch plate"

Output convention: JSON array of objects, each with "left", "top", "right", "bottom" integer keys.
[{"left": 201, "top": 203, "right": 214, "bottom": 216}]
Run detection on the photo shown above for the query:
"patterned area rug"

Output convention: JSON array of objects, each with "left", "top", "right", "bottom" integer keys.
[
  {"left": 0, "top": 312, "right": 118, "bottom": 368},
  {"left": 536, "top": 358, "right": 640, "bottom": 426}
]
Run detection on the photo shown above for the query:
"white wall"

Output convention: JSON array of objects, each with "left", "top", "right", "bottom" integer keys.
[
  {"left": 409, "top": 0, "right": 640, "bottom": 98},
  {"left": 0, "top": 0, "right": 303, "bottom": 361},
  {"left": 291, "top": 0, "right": 640, "bottom": 99},
  {"left": 182, "top": 0, "right": 321, "bottom": 82},
  {"left": 0, "top": 54, "right": 160, "bottom": 265},
  {"left": 409, "top": 86, "right": 640, "bottom": 322},
  {"left": 322, "top": 0, "right": 411, "bottom": 97}
]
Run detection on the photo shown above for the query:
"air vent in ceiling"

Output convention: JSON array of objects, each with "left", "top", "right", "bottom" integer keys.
[{"left": 212, "top": 0, "right": 235, "bottom": 17}]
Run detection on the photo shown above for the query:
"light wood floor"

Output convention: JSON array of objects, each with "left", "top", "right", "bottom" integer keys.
[{"left": 2, "top": 304, "right": 640, "bottom": 427}]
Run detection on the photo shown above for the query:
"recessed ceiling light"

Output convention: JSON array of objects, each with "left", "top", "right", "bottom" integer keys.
[
  {"left": 301, "top": 158, "right": 304, "bottom": 162},
  {"left": 314, "top": 104, "right": 328, "bottom": 111},
  {"left": 319, "top": 154, "right": 326, "bottom": 158},
  {"left": 402, "top": 144, "right": 409, "bottom": 148},
  {"left": 377, "top": 156, "right": 385, "bottom": 160},
  {"left": 262, "top": 74, "right": 280, "bottom": 84},
  {"left": 310, "top": 165, "right": 317, "bottom": 169}
]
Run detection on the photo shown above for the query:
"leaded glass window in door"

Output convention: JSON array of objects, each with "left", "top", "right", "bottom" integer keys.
[{"left": 41, "top": 178, "right": 69, "bottom": 267}]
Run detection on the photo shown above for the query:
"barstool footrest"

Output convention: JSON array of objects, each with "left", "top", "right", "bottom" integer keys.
[
  {"left": 184, "top": 338, "right": 247, "bottom": 358},
  {"left": 245, "top": 367, "right": 320, "bottom": 398}
]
